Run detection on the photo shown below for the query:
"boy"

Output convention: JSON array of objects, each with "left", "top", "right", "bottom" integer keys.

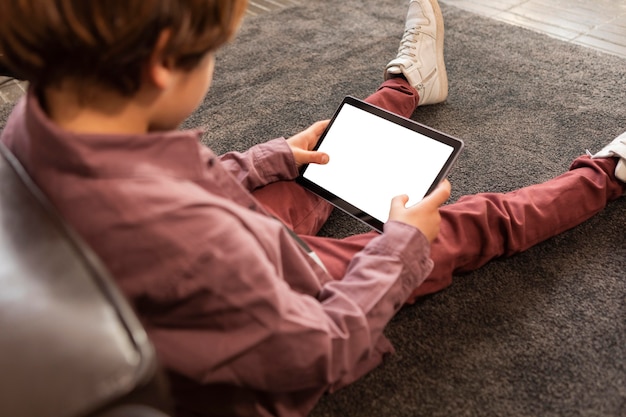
[{"left": 0, "top": 0, "right": 624, "bottom": 416}]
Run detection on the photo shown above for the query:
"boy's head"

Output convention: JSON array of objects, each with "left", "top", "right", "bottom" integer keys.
[{"left": 0, "top": 0, "right": 248, "bottom": 96}]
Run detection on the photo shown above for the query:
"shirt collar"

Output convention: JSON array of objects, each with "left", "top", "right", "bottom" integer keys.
[{"left": 24, "top": 89, "right": 210, "bottom": 179}]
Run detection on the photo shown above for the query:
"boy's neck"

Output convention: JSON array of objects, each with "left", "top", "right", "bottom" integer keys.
[{"left": 41, "top": 82, "right": 155, "bottom": 135}]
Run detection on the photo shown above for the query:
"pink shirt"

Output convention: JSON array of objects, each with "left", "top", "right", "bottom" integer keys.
[{"left": 1, "top": 93, "right": 434, "bottom": 416}]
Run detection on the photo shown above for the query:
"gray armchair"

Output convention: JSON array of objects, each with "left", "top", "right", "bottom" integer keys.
[{"left": 0, "top": 142, "right": 172, "bottom": 417}]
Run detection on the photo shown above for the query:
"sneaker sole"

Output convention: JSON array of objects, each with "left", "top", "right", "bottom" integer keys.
[{"left": 427, "top": 0, "right": 448, "bottom": 104}]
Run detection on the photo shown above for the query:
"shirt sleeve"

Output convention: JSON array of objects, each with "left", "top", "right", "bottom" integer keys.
[
  {"left": 144, "top": 209, "right": 433, "bottom": 394},
  {"left": 217, "top": 138, "right": 298, "bottom": 191}
]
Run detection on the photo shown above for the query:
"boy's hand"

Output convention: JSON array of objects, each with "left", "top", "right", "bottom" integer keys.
[
  {"left": 287, "top": 120, "right": 330, "bottom": 168},
  {"left": 388, "top": 180, "right": 451, "bottom": 243}
]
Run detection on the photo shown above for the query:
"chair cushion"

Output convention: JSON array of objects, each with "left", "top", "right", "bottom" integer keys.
[{"left": 0, "top": 143, "right": 160, "bottom": 417}]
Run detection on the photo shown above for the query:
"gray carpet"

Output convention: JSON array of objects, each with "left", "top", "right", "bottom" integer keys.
[
  {"left": 196, "top": 2, "right": 626, "bottom": 416},
  {"left": 2, "top": 1, "right": 624, "bottom": 416}
]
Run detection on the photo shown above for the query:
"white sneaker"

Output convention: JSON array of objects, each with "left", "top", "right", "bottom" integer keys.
[
  {"left": 591, "top": 131, "right": 626, "bottom": 182},
  {"left": 385, "top": 0, "right": 448, "bottom": 106}
]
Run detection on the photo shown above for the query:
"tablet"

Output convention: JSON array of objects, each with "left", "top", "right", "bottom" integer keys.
[{"left": 296, "top": 96, "right": 464, "bottom": 232}]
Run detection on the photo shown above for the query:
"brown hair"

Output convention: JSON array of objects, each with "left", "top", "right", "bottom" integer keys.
[{"left": 0, "top": 0, "right": 248, "bottom": 95}]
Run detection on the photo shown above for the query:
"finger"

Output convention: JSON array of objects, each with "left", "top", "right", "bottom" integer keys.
[
  {"left": 422, "top": 180, "right": 451, "bottom": 207},
  {"left": 301, "top": 151, "right": 329, "bottom": 165},
  {"left": 308, "top": 121, "right": 330, "bottom": 146},
  {"left": 390, "top": 194, "right": 410, "bottom": 210},
  {"left": 311, "top": 120, "right": 330, "bottom": 134},
  {"left": 312, "top": 151, "right": 329, "bottom": 165},
  {"left": 296, "top": 121, "right": 330, "bottom": 150}
]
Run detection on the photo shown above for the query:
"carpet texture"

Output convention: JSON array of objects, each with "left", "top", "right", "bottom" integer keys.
[
  {"left": 194, "top": 2, "right": 626, "bottom": 416},
  {"left": 1, "top": 1, "right": 624, "bottom": 416}
]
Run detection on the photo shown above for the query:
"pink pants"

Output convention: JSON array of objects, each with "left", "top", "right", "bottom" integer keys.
[{"left": 253, "top": 78, "right": 624, "bottom": 302}]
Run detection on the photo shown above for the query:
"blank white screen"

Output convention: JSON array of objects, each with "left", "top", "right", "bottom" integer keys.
[{"left": 303, "top": 103, "right": 454, "bottom": 223}]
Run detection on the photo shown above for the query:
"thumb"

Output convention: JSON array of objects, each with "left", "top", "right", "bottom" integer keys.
[
  {"left": 391, "top": 194, "right": 410, "bottom": 210},
  {"left": 305, "top": 151, "right": 329, "bottom": 165},
  {"left": 421, "top": 180, "right": 451, "bottom": 208}
]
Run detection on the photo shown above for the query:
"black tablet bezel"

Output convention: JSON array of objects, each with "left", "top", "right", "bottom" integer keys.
[{"left": 296, "top": 96, "right": 464, "bottom": 232}]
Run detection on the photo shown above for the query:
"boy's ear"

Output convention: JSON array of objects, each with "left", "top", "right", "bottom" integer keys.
[{"left": 146, "top": 29, "right": 175, "bottom": 90}]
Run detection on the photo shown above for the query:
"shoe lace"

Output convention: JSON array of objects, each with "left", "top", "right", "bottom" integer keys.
[{"left": 396, "top": 27, "right": 422, "bottom": 58}]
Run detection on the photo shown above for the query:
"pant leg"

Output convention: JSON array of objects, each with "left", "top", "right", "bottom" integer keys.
[
  {"left": 304, "top": 157, "right": 624, "bottom": 303},
  {"left": 410, "top": 156, "right": 625, "bottom": 300},
  {"left": 366, "top": 77, "right": 420, "bottom": 118},
  {"left": 252, "top": 181, "right": 334, "bottom": 235}
]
